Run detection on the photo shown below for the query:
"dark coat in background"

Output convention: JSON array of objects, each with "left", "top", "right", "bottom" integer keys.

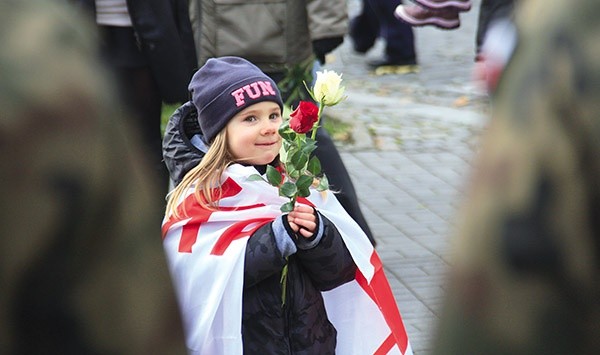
[{"left": 72, "top": 0, "right": 197, "bottom": 103}]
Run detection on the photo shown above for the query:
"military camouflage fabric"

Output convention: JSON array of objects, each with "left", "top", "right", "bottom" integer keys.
[
  {"left": 432, "top": 0, "right": 600, "bottom": 354},
  {"left": 0, "top": 0, "right": 186, "bottom": 353}
]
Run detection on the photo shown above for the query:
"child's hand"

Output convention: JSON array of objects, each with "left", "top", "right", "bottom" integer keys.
[{"left": 286, "top": 204, "right": 316, "bottom": 239}]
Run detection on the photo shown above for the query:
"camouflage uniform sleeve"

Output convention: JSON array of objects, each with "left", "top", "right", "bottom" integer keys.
[
  {"left": 432, "top": 0, "right": 600, "bottom": 354},
  {"left": 0, "top": 0, "right": 186, "bottom": 353}
]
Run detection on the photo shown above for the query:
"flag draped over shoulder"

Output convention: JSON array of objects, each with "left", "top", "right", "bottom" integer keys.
[{"left": 162, "top": 164, "right": 413, "bottom": 355}]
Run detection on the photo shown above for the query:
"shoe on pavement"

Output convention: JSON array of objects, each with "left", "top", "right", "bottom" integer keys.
[
  {"left": 412, "top": 0, "right": 472, "bottom": 12},
  {"left": 373, "top": 64, "right": 420, "bottom": 76},
  {"left": 395, "top": 4, "right": 460, "bottom": 30},
  {"left": 367, "top": 58, "right": 419, "bottom": 75}
]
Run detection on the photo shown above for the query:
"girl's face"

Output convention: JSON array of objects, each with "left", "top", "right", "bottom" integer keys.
[{"left": 226, "top": 101, "right": 282, "bottom": 165}]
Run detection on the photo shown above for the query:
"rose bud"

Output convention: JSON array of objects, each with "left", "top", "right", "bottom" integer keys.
[
  {"left": 313, "top": 70, "right": 345, "bottom": 106},
  {"left": 289, "top": 101, "right": 319, "bottom": 134}
]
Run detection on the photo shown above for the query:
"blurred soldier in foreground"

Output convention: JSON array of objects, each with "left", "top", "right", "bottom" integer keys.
[
  {"left": 0, "top": 0, "right": 185, "bottom": 353},
  {"left": 432, "top": 0, "right": 600, "bottom": 354}
]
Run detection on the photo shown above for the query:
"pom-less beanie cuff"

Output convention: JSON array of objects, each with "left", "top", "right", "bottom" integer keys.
[{"left": 188, "top": 57, "right": 284, "bottom": 143}]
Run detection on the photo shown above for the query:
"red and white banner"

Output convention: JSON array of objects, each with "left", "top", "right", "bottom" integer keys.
[{"left": 162, "top": 164, "right": 413, "bottom": 354}]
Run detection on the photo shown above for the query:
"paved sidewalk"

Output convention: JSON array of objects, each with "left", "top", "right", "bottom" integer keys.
[{"left": 324, "top": 1, "right": 489, "bottom": 353}]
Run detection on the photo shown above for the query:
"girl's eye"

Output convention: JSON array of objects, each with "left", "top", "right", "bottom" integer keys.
[
  {"left": 269, "top": 112, "right": 281, "bottom": 120},
  {"left": 243, "top": 115, "right": 258, "bottom": 122}
]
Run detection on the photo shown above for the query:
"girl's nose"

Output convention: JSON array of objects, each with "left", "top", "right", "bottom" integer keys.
[{"left": 262, "top": 120, "right": 279, "bottom": 134}]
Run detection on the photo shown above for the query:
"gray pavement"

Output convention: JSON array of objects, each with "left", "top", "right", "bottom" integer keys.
[{"left": 324, "top": 1, "right": 489, "bottom": 353}]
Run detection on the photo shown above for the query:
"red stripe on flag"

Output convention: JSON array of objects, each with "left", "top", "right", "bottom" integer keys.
[
  {"left": 176, "top": 203, "right": 211, "bottom": 253},
  {"left": 374, "top": 333, "right": 397, "bottom": 355},
  {"left": 356, "top": 251, "right": 409, "bottom": 354},
  {"left": 162, "top": 177, "right": 245, "bottom": 233},
  {"left": 161, "top": 192, "right": 203, "bottom": 238},
  {"left": 162, "top": 192, "right": 212, "bottom": 253},
  {"left": 210, "top": 217, "right": 273, "bottom": 255},
  {"left": 218, "top": 176, "right": 243, "bottom": 200},
  {"left": 162, "top": 177, "right": 267, "bottom": 253}
]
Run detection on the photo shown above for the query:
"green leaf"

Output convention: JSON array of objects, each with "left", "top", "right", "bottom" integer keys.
[
  {"left": 281, "top": 140, "right": 294, "bottom": 155},
  {"left": 296, "top": 174, "right": 313, "bottom": 191},
  {"left": 285, "top": 145, "right": 299, "bottom": 161},
  {"left": 279, "top": 182, "right": 297, "bottom": 198},
  {"left": 279, "top": 120, "right": 290, "bottom": 130},
  {"left": 294, "top": 175, "right": 313, "bottom": 198},
  {"left": 300, "top": 141, "right": 317, "bottom": 156},
  {"left": 279, "top": 128, "right": 296, "bottom": 141},
  {"left": 266, "top": 165, "right": 282, "bottom": 186},
  {"left": 280, "top": 201, "right": 295, "bottom": 213},
  {"left": 297, "top": 187, "right": 311, "bottom": 197},
  {"left": 316, "top": 174, "right": 329, "bottom": 191},
  {"left": 288, "top": 168, "right": 301, "bottom": 180},
  {"left": 307, "top": 156, "right": 321, "bottom": 175},
  {"left": 291, "top": 150, "right": 309, "bottom": 170},
  {"left": 247, "top": 174, "right": 266, "bottom": 182},
  {"left": 302, "top": 146, "right": 317, "bottom": 157}
]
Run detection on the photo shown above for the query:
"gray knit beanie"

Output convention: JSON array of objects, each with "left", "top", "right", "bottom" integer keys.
[{"left": 188, "top": 56, "right": 283, "bottom": 143}]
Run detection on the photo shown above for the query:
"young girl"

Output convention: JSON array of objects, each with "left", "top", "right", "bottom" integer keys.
[{"left": 162, "top": 56, "right": 412, "bottom": 354}]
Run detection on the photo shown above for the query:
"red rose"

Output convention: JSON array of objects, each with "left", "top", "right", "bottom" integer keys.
[{"left": 289, "top": 101, "right": 319, "bottom": 134}]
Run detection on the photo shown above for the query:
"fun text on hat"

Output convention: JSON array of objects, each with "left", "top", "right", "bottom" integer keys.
[{"left": 231, "top": 80, "right": 278, "bottom": 107}]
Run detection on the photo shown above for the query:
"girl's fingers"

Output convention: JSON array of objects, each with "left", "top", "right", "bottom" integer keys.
[
  {"left": 288, "top": 206, "right": 315, "bottom": 222},
  {"left": 289, "top": 220, "right": 315, "bottom": 238},
  {"left": 288, "top": 212, "right": 314, "bottom": 224},
  {"left": 287, "top": 204, "right": 317, "bottom": 237},
  {"left": 289, "top": 217, "right": 316, "bottom": 233},
  {"left": 292, "top": 203, "right": 313, "bottom": 214},
  {"left": 287, "top": 219, "right": 300, "bottom": 232},
  {"left": 297, "top": 227, "right": 314, "bottom": 238},
  {"left": 288, "top": 215, "right": 314, "bottom": 229}
]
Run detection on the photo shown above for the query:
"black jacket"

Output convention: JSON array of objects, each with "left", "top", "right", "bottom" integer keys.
[
  {"left": 163, "top": 103, "right": 358, "bottom": 354},
  {"left": 73, "top": 0, "right": 197, "bottom": 103}
]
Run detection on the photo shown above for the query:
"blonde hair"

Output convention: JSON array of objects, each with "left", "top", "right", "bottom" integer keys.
[{"left": 165, "top": 130, "right": 233, "bottom": 218}]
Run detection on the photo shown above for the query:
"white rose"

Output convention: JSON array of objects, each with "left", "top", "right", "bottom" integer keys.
[{"left": 312, "top": 70, "right": 345, "bottom": 106}]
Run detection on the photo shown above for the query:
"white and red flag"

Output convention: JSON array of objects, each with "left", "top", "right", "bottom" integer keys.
[{"left": 162, "top": 164, "right": 413, "bottom": 355}]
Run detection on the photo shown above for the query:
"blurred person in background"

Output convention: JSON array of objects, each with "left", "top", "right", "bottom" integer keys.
[
  {"left": 475, "top": 0, "right": 516, "bottom": 58},
  {"left": 394, "top": 0, "right": 472, "bottom": 30},
  {"left": 0, "top": 0, "right": 186, "bottom": 353},
  {"left": 394, "top": 0, "right": 516, "bottom": 62},
  {"left": 350, "top": 0, "right": 419, "bottom": 75},
  {"left": 71, "top": 0, "right": 197, "bottom": 196},
  {"left": 432, "top": 0, "right": 600, "bottom": 353}
]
